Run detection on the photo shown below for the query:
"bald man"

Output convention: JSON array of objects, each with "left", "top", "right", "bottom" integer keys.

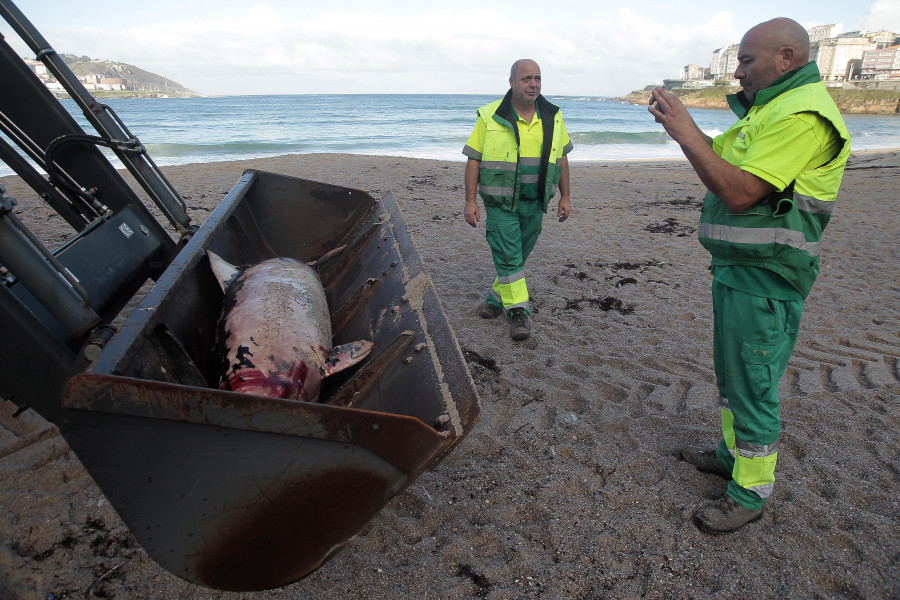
[{"left": 649, "top": 18, "right": 850, "bottom": 533}]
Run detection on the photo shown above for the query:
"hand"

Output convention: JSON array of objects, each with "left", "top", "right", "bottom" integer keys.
[
  {"left": 648, "top": 87, "right": 701, "bottom": 146},
  {"left": 557, "top": 196, "right": 571, "bottom": 222},
  {"left": 648, "top": 86, "right": 674, "bottom": 121},
  {"left": 464, "top": 199, "right": 480, "bottom": 227}
]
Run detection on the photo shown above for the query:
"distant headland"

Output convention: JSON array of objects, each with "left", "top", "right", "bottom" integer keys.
[
  {"left": 620, "top": 84, "right": 900, "bottom": 116},
  {"left": 23, "top": 53, "right": 203, "bottom": 99}
]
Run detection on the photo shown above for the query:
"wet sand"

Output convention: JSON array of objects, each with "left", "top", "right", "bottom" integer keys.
[{"left": 1, "top": 151, "right": 898, "bottom": 599}]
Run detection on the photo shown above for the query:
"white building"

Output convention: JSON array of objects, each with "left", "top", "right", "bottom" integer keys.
[
  {"left": 710, "top": 45, "right": 739, "bottom": 80},
  {"left": 23, "top": 58, "right": 49, "bottom": 79},
  {"left": 869, "top": 30, "right": 900, "bottom": 49},
  {"left": 808, "top": 24, "right": 838, "bottom": 44},
  {"left": 710, "top": 48, "right": 726, "bottom": 77},
  {"left": 724, "top": 45, "right": 739, "bottom": 79},
  {"left": 680, "top": 64, "right": 707, "bottom": 81},
  {"left": 97, "top": 77, "right": 126, "bottom": 91},
  {"left": 681, "top": 79, "right": 715, "bottom": 89},
  {"left": 814, "top": 35, "right": 877, "bottom": 81}
]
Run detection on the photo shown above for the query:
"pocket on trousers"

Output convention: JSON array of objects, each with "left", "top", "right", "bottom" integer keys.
[{"left": 741, "top": 339, "right": 780, "bottom": 399}]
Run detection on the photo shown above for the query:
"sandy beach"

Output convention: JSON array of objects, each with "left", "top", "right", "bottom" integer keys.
[{"left": 1, "top": 150, "right": 898, "bottom": 599}]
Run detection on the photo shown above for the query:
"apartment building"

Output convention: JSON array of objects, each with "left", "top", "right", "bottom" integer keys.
[
  {"left": 680, "top": 64, "right": 708, "bottom": 80},
  {"left": 709, "top": 45, "right": 739, "bottom": 80},
  {"left": 861, "top": 45, "right": 900, "bottom": 80},
  {"left": 808, "top": 24, "right": 838, "bottom": 44},
  {"left": 869, "top": 30, "right": 900, "bottom": 48},
  {"left": 814, "top": 34, "right": 878, "bottom": 81}
]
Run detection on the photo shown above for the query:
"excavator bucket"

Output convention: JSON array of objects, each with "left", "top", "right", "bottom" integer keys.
[
  {"left": 61, "top": 171, "right": 480, "bottom": 591},
  {"left": 0, "top": 0, "right": 479, "bottom": 591}
]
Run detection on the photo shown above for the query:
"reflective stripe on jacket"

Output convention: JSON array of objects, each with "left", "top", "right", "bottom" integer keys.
[
  {"left": 699, "top": 62, "right": 851, "bottom": 297},
  {"left": 465, "top": 91, "right": 569, "bottom": 212}
]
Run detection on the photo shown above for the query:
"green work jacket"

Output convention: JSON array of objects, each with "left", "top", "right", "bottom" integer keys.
[
  {"left": 699, "top": 62, "right": 851, "bottom": 297},
  {"left": 465, "top": 91, "right": 569, "bottom": 212}
]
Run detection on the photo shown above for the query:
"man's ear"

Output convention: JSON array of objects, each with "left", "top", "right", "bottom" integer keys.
[{"left": 777, "top": 46, "right": 796, "bottom": 73}]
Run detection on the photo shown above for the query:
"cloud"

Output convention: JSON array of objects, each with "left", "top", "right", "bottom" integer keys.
[
  {"left": 548, "top": 8, "right": 742, "bottom": 93},
  {"left": 34, "top": 8, "right": 516, "bottom": 94},
  {"left": 7, "top": 4, "right": 893, "bottom": 97},
  {"left": 8, "top": 5, "right": 748, "bottom": 96},
  {"left": 858, "top": 0, "right": 900, "bottom": 31}
]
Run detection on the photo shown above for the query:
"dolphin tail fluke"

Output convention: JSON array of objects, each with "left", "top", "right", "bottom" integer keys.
[
  {"left": 207, "top": 251, "right": 240, "bottom": 293},
  {"left": 324, "top": 340, "right": 373, "bottom": 376}
]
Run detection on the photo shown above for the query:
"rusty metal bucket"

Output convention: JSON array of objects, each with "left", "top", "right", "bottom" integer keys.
[{"left": 60, "top": 170, "right": 480, "bottom": 591}]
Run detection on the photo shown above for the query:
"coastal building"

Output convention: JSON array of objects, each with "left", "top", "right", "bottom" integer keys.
[
  {"left": 709, "top": 45, "right": 738, "bottom": 81},
  {"left": 869, "top": 30, "right": 900, "bottom": 49},
  {"left": 710, "top": 48, "right": 725, "bottom": 77},
  {"left": 98, "top": 77, "right": 126, "bottom": 91},
  {"left": 680, "top": 79, "right": 715, "bottom": 89},
  {"left": 23, "top": 58, "right": 49, "bottom": 80},
  {"left": 21, "top": 58, "right": 66, "bottom": 94},
  {"left": 77, "top": 74, "right": 126, "bottom": 91},
  {"left": 808, "top": 24, "right": 838, "bottom": 44},
  {"left": 679, "top": 64, "right": 707, "bottom": 81},
  {"left": 813, "top": 34, "right": 877, "bottom": 81},
  {"left": 861, "top": 45, "right": 900, "bottom": 80}
]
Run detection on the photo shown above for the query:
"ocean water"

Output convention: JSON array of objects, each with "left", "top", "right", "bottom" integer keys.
[{"left": 2, "top": 93, "right": 899, "bottom": 178}]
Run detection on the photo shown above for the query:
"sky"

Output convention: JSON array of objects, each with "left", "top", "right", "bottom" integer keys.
[{"left": 3, "top": 0, "right": 900, "bottom": 96}]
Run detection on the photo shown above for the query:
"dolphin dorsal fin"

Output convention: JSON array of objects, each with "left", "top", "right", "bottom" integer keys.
[{"left": 208, "top": 251, "right": 240, "bottom": 293}]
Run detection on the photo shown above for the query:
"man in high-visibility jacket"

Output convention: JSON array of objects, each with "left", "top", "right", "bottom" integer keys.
[
  {"left": 463, "top": 59, "right": 573, "bottom": 341},
  {"left": 649, "top": 18, "right": 850, "bottom": 533}
]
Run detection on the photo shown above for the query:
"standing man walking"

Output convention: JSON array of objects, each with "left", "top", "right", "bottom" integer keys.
[
  {"left": 649, "top": 18, "right": 850, "bottom": 533},
  {"left": 463, "top": 59, "right": 573, "bottom": 341}
]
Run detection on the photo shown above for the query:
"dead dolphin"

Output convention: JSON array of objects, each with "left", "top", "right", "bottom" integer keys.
[{"left": 208, "top": 251, "right": 372, "bottom": 401}]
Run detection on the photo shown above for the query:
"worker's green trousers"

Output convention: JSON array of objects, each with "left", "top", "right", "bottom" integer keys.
[
  {"left": 711, "top": 279, "right": 804, "bottom": 510},
  {"left": 484, "top": 201, "right": 543, "bottom": 315}
]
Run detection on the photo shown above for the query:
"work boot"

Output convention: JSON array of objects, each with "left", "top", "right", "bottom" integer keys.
[
  {"left": 693, "top": 495, "right": 764, "bottom": 534},
  {"left": 509, "top": 308, "right": 530, "bottom": 341},
  {"left": 682, "top": 445, "right": 731, "bottom": 479},
  {"left": 480, "top": 302, "right": 504, "bottom": 319}
]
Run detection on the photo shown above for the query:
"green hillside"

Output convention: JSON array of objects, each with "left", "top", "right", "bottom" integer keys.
[{"left": 60, "top": 53, "right": 200, "bottom": 96}]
